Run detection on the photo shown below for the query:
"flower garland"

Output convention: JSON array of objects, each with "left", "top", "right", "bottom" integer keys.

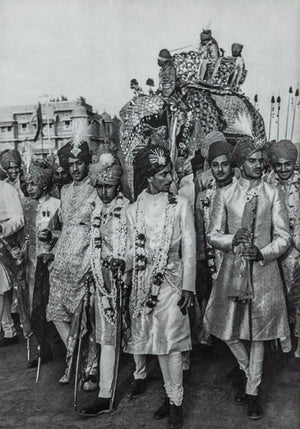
[
  {"left": 90, "top": 193, "right": 128, "bottom": 325},
  {"left": 200, "top": 182, "right": 218, "bottom": 278},
  {"left": 131, "top": 191, "right": 177, "bottom": 318}
]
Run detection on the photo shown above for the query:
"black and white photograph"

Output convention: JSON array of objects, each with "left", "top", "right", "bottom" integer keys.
[{"left": 0, "top": 0, "right": 299, "bottom": 428}]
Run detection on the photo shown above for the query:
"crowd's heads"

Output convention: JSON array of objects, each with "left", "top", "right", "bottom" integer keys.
[
  {"left": 157, "top": 49, "right": 172, "bottom": 66},
  {"left": 267, "top": 140, "right": 298, "bottom": 181},
  {"left": 231, "top": 43, "right": 243, "bottom": 57},
  {"left": 0, "top": 149, "right": 22, "bottom": 181},
  {"left": 25, "top": 161, "right": 53, "bottom": 199},
  {"left": 133, "top": 144, "right": 172, "bottom": 198},
  {"left": 57, "top": 140, "right": 91, "bottom": 182},
  {"left": 200, "top": 29, "right": 212, "bottom": 44}
]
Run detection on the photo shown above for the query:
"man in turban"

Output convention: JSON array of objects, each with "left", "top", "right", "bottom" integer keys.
[
  {"left": 195, "top": 137, "right": 234, "bottom": 349},
  {"left": 79, "top": 151, "right": 130, "bottom": 416},
  {"left": 45, "top": 140, "right": 97, "bottom": 383},
  {"left": 0, "top": 149, "right": 24, "bottom": 199},
  {"left": 157, "top": 49, "right": 176, "bottom": 98},
  {"left": 267, "top": 140, "right": 300, "bottom": 356},
  {"left": 198, "top": 29, "right": 220, "bottom": 81},
  {"left": 204, "top": 137, "right": 291, "bottom": 420},
  {"left": 21, "top": 162, "right": 60, "bottom": 367},
  {"left": 230, "top": 43, "right": 245, "bottom": 91},
  {"left": 125, "top": 144, "right": 196, "bottom": 429},
  {"left": 0, "top": 180, "right": 24, "bottom": 347}
]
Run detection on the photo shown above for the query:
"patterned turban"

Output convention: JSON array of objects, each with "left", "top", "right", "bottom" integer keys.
[
  {"left": 208, "top": 140, "right": 234, "bottom": 164},
  {"left": 201, "top": 131, "right": 227, "bottom": 160},
  {"left": 25, "top": 162, "right": 53, "bottom": 189},
  {"left": 57, "top": 140, "right": 91, "bottom": 171},
  {"left": 232, "top": 136, "right": 264, "bottom": 167},
  {"left": 133, "top": 144, "right": 171, "bottom": 198},
  {"left": 0, "top": 149, "right": 22, "bottom": 170},
  {"left": 267, "top": 140, "right": 298, "bottom": 166},
  {"left": 89, "top": 152, "right": 123, "bottom": 186}
]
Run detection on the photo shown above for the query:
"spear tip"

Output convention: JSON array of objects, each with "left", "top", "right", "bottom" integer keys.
[
  {"left": 296, "top": 89, "right": 299, "bottom": 97},
  {"left": 277, "top": 96, "right": 281, "bottom": 103},
  {"left": 271, "top": 96, "right": 275, "bottom": 103},
  {"left": 289, "top": 86, "right": 293, "bottom": 93}
]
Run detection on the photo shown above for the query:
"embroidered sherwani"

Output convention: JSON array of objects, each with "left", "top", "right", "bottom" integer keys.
[
  {"left": 204, "top": 178, "right": 291, "bottom": 342},
  {"left": 125, "top": 191, "right": 196, "bottom": 355},
  {"left": 267, "top": 171, "right": 300, "bottom": 292},
  {"left": 47, "top": 178, "right": 97, "bottom": 322},
  {"left": 91, "top": 195, "right": 129, "bottom": 346}
]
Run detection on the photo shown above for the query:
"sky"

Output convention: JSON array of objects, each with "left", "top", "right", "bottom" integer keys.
[{"left": 0, "top": 0, "right": 299, "bottom": 141}]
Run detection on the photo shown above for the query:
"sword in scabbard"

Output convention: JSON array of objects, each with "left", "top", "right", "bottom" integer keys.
[
  {"left": 109, "top": 267, "right": 123, "bottom": 413},
  {"left": 35, "top": 345, "right": 41, "bottom": 383},
  {"left": 247, "top": 195, "right": 258, "bottom": 341}
]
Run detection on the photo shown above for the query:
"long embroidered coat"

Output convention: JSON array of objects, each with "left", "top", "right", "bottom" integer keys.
[
  {"left": 267, "top": 170, "right": 300, "bottom": 292},
  {"left": 125, "top": 191, "right": 196, "bottom": 355},
  {"left": 204, "top": 178, "right": 291, "bottom": 342},
  {"left": 91, "top": 195, "right": 129, "bottom": 346},
  {"left": 47, "top": 178, "right": 97, "bottom": 322}
]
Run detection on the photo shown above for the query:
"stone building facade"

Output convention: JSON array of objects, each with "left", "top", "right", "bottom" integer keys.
[{"left": 0, "top": 97, "right": 120, "bottom": 157}]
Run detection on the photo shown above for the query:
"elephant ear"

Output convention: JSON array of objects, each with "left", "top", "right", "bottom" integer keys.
[{"left": 232, "top": 112, "right": 253, "bottom": 137}]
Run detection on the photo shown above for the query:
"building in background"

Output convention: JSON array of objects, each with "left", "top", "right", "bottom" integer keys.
[{"left": 0, "top": 96, "right": 121, "bottom": 157}]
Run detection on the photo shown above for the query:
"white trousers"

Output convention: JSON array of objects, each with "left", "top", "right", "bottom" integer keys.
[
  {"left": 134, "top": 352, "right": 184, "bottom": 406},
  {"left": 54, "top": 320, "right": 70, "bottom": 347},
  {"left": 226, "top": 340, "right": 264, "bottom": 395},
  {"left": 0, "top": 293, "right": 17, "bottom": 338},
  {"left": 99, "top": 344, "right": 116, "bottom": 398},
  {"left": 133, "top": 354, "right": 147, "bottom": 380}
]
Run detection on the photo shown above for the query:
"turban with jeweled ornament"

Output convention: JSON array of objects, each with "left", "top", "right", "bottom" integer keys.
[
  {"left": 0, "top": 149, "right": 22, "bottom": 170},
  {"left": 267, "top": 140, "right": 298, "bottom": 166},
  {"left": 89, "top": 152, "right": 123, "bottom": 186},
  {"left": 24, "top": 161, "right": 53, "bottom": 189},
  {"left": 57, "top": 140, "right": 91, "bottom": 171},
  {"left": 133, "top": 144, "right": 171, "bottom": 198},
  {"left": 232, "top": 136, "right": 265, "bottom": 167}
]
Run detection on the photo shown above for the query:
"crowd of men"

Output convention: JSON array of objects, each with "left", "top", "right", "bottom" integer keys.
[{"left": 0, "top": 129, "right": 299, "bottom": 428}]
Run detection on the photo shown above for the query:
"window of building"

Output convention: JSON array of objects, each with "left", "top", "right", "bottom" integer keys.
[
  {"left": 22, "top": 124, "right": 27, "bottom": 129},
  {"left": 64, "top": 121, "right": 71, "bottom": 129},
  {"left": 1, "top": 127, "right": 5, "bottom": 132},
  {"left": 7, "top": 127, "right": 11, "bottom": 132}
]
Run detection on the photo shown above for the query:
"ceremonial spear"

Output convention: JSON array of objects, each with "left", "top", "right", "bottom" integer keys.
[
  {"left": 276, "top": 96, "right": 281, "bottom": 141},
  {"left": 285, "top": 87, "right": 293, "bottom": 139},
  {"left": 291, "top": 88, "right": 299, "bottom": 141},
  {"left": 268, "top": 96, "right": 275, "bottom": 141}
]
